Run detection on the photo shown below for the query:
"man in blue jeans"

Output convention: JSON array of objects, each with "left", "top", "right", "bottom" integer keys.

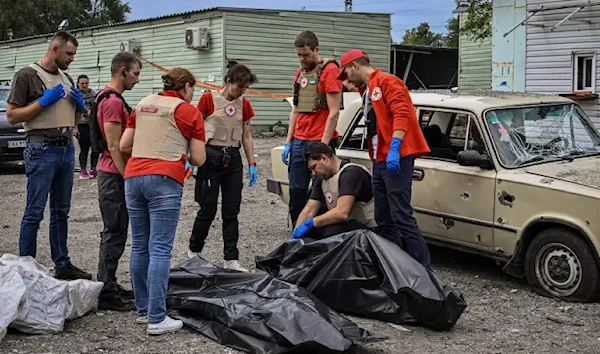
[
  {"left": 281, "top": 30, "right": 343, "bottom": 227},
  {"left": 6, "top": 31, "right": 92, "bottom": 280}
]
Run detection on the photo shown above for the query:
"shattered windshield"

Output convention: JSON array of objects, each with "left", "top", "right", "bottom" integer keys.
[{"left": 484, "top": 104, "right": 600, "bottom": 168}]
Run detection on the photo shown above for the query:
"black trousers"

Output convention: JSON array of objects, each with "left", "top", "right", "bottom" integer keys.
[
  {"left": 305, "top": 219, "right": 369, "bottom": 240},
  {"left": 97, "top": 171, "right": 129, "bottom": 297},
  {"left": 77, "top": 123, "right": 99, "bottom": 171},
  {"left": 190, "top": 146, "right": 243, "bottom": 260}
]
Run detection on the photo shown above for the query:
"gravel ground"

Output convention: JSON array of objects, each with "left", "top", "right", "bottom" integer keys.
[{"left": 1, "top": 136, "right": 599, "bottom": 354}]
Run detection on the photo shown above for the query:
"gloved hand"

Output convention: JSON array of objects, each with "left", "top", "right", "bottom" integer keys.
[
  {"left": 249, "top": 164, "right": 257, "bottom": 187},
  {"left": 281, "top": 143, "right": 291, "bottom": 165},
  {"left": 291, "top": 218, "right": 315, "bottom": 240},
  {"left": 185, "top": 160, "right": 193, "bottom": 180},
  {"left": 386, "top": 137, "right": 402, "bottom": 174},
  {"left": 38, "top": 84, "right": 65, "bottom": 108},
  {"left": 70, "top": 86, "right": 86, "bottom": 112}
]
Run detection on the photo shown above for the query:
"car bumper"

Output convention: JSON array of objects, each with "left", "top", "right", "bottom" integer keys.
[
  {"left": 267, "top": 178, "right": 290, "bottom": 205},
  {"left": 0, "top": 135, "right": 26, "bottom": 162}
]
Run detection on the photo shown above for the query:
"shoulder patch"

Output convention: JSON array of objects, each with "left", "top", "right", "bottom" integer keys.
[{"left": 371, "top": 87, "right": 382, "bottom": 102}]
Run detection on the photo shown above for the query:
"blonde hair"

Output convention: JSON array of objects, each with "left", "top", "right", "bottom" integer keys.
[{"left": 162, "top": 68, "right": 196, "bottom": 92}]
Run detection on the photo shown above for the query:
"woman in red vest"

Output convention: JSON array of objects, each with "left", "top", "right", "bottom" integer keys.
[{"left": 119, "top": 68, "right": 206, "bottom": 335}]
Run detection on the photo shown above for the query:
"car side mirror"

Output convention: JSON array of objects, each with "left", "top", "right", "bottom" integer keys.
[{"left": 457, "top": 150, "right": 494, "bottom": 170}]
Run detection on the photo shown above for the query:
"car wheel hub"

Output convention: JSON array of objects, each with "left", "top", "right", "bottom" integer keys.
[{"left": 535, "top": 243, "right": 581, "bottom": 297}]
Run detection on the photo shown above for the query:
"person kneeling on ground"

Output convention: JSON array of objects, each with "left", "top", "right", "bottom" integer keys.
[{"left": 291, "top": 142, "right": 377, "bottom": 240}]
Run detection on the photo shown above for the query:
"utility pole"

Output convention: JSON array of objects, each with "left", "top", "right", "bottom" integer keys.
[{"left": 345, "top": 0, "right": 352, "bottom": 12}]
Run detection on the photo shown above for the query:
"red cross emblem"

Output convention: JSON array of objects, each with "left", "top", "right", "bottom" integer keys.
[
  {"left": 326, "top": 192, "right": 333, "bottom": 204},
  {"left": 301, "top": 77, "right": 308, "bottom": 88},
  {"left": 371, "top": 87, "right": 382, "bottom": 101},
  {"left": 225, "top": 104, "right": 236, "bottom": 116}
]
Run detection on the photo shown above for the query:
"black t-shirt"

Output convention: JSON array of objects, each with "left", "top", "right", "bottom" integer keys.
[{"left": 310, "top": 160, "right": 373, "bottom": 204}]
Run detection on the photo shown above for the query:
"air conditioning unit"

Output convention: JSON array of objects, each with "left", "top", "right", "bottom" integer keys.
[
  {"left": 119, "top": 39, "right": 140, "bottom": 54},
  {"left": 185, "top": 27, "right": 209, "bottom": 50}
]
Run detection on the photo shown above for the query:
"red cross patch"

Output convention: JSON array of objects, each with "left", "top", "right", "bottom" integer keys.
[
  {"left": 225, "top": 104, "right": 236, "bottom": 116},
  {"left": 326, "top": 192, "right": 334, "bottom": 204},
  {"left": 371, "top": 87, "right": 382, "bottom": 101},
  {"left": 301, "top": 77, "right": 308, "bottom": 88}
]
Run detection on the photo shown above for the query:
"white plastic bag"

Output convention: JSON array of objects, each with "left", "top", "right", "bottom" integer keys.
[{"left": 0, "top": 267, "right": 26, "bottom": 342}]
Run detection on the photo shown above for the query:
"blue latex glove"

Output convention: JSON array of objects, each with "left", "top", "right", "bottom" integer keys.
[
  {"left": 291, "top": 218, "right": 315, "bottom": 240},
  {"left": 38, "top": 84, "right": 65, "bottom": 108},
  {"left": 70, "top": 86, "right": 86, "bottom": 112},
  {"left": 386, "top": 137, "right": 402, "bottom": 174},
  {"left": 185, "top": 160, "right": 193, "bottom": 179},
  {"left": 249, "top": 164, "right": 257, "bottom": 187},
  {"left": 282, "top": 143, "right": 291, "bottom": 165}
]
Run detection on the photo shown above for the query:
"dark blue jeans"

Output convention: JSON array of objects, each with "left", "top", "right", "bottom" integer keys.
[
  {"left": 373, "top": 155, "right": 431, "bottom": 269},
  {"left": 125, "top": 175, "right": 183, "bottom": 324},
  {"left": 19, "top": 141, "right": 75, "bottom": 267}
]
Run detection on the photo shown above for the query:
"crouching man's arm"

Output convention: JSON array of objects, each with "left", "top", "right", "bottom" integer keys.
[
  {"left": 296, "top": 199, "right": 321, "bottom": 227},
  {"left": 313, "top": 195, "right": 355, "bottom": 228}
]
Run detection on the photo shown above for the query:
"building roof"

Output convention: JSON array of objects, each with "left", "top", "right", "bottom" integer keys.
[
  {"left": 410, "top": 89, "right": 574, "bottom": 116},
  {"left": 0, "top": 7, "right": 391, "bottom": 44}
]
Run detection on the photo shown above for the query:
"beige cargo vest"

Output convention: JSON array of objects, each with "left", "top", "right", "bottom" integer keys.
[
  {"left": 204, "top": 90, "right": 243, "bottom": 147},
  {"left": 131, "top": 94, "right": 188, "bottom": 162},
  {"left": 24, "top": 63, "right": 76, "bottom": 132},
  {"left": 294, "top": 58, "right": 344, "bottom": 113},
  {"left": 321, "top": 162, "right": 377, "bottom": 228}
]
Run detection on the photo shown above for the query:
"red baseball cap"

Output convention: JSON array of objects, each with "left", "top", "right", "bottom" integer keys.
[{"left": 337, "top": 49, "right": 370, "bottom": 80}]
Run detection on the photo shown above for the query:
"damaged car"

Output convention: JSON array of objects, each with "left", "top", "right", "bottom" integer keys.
[{"left": 267, "top": 90, "right": 600, "bottom": 303}]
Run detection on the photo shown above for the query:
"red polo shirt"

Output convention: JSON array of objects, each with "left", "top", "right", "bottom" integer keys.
[
  {"left": 124, "top": 90, "right": 206, "bottom": 185},
  {"left": 292, "top": 62, "right": 341, "bottom": 141},
  {"left": 366, "top": 69, "right": 430, "bottom": 162}
]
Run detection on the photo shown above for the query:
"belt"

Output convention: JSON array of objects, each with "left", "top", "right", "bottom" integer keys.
[
  {"left": 207, "top": 145, "right": 240, "bottom": 152},
  {"left": 27, "top": 136, "right": 72, "bottom": 146}
]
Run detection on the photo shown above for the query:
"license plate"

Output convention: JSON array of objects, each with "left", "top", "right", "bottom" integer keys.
[{"left": 7, "top": 140, "right": 26, "bottom": 148}]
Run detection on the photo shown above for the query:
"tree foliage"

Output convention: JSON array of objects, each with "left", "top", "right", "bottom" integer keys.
[
  {"left": 0, "top": 0, "right": 131, "bottom": 41},
  {"left": 402, "top": 22, "right": 444, "bottom": 47},
  {"left": 460, "top": 0, "right": 492, "bottom": 42},
  {"left": 401, "top": 17, "right": 460, "bottom": 48}
]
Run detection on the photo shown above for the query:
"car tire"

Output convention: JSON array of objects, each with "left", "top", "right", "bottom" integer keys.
[{"left": 525, "top": 227, "right": 600, "bottom": 302}]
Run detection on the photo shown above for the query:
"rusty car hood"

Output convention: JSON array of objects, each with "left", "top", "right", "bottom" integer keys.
[{"left": 524, "top": 157, "right": 600, "bottom": 190}]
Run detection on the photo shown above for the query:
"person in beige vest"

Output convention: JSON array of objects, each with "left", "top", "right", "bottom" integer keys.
[
  {"left": 188, "top": 61, "right": 258, "bottom": 272},
  {"left": 292, "top": 142, "right": 377, "bottom": 240},
  {"left": 6, "top": 31, "right": 92, "bottom": 281}
]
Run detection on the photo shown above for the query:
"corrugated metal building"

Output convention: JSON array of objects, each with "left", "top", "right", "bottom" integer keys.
[
  {"left": 457, "top": 11, "right": 492, "bottom": 89},
  {"left": 0, "top": 7, "right": 391, "bottom": 127},
  {"left": 524, "top": 0, "right": 600, "bottom": 125}
]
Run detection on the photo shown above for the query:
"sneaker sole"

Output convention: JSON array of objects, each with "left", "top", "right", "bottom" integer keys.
[
  {"left": 136, "top": 317, "right": 148, "bottom": 324},
  {"left": 147, "top": 323, "right": 183, "bottom": 335}
]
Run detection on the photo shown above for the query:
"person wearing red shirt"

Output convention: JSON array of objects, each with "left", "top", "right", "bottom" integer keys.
[
  {"left": 94, "top": 52, "right": 141, "bottom": 311},
  {"left": 282, "top": 30, "right": 343, "bottom": 227},
  {"left": 337, "top": 49, "right": 432, "bottom": 269},
  {"left": 119, "top": 68, "right": 206, "bottom": 335},
  {"left": 187, "top": 61, "right": 258, "bottom": 273}
]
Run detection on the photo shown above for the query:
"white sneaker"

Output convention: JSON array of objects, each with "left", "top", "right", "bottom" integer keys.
[
  {"left": 187, "top": 249, "right": 201, "bottom": 259},
  {"left": 223, "top": 260, "right": 249, "bottom": 272},
  {"left": 147, "top": 316, "right": 183, "bottom": 335},
  {"left": 136, "top": 316, "right": 148, "bottom": 324}
]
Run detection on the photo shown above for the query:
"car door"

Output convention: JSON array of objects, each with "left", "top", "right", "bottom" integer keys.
[{"left": 412, "top": 107, "right": 497, "bottom": 251}]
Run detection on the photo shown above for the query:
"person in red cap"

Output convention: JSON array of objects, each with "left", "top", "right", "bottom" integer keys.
[{"left": 337, "top": 49, "right": 431, "bottom": 269}]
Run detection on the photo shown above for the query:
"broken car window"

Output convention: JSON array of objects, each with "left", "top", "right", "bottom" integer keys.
[{"left": 484, "top": 104, "right": 600, "bottom": 168}]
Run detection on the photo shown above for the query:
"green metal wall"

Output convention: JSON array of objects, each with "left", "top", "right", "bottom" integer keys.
[
  {"left": 0, "top": 8, "right": 391, "bottom": 127},
  {"left": 458, "top": 13, "right": 492, "bottom": 90},
  {"left": 223, "top": 10, "right": 392, "bottom": 125},
  {"left": 0, "top": 11, "right": 225, "bottom": 107}
]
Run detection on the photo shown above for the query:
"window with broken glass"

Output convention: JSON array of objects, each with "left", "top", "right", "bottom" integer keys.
[{"left": 484, "top": 104, "right": 600, "bottom": 169}]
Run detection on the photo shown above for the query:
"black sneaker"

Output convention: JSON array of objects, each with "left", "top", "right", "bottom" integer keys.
[
  {"left": 98, "top": 296, "right": 136, "bottom": 312},
  {"left": 54, "top": 264, "right": 93, "bottom": 281},
  {"left": 117, "top": 284, "right": 135, "bottom": 300}
]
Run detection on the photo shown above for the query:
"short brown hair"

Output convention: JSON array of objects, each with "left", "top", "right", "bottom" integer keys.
[
  {"left": 225, "top": 60, "right": 257, "bottom": 87},
  {"left": 294, "top": 30, "right": 319, "bottom": 50},
  {"left": 354, "top": 57, "right": 370, "bottom": 66},
  {"left": 110, "top": 52, "right": 142, "bottom": 76},
  {"left": 50, "top": 31, "right": 78, "bottom": 47},
  {"left": 162, "top": 68, "right": 196, "bottom": 92}
]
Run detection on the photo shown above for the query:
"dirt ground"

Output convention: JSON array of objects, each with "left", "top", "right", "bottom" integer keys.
[{"left": 1, "top": 136, "right": 599, "bottom": 354}]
